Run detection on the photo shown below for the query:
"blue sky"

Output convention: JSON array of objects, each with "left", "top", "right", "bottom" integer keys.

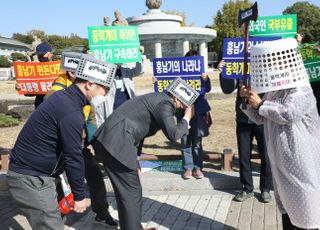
[{"left": 1, "top": 0, "right": 318, "bottom": 38}]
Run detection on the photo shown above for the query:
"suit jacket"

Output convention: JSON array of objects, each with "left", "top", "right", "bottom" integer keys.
[{"left": 93, "top": 93, "right": 189, "bottom": 170}]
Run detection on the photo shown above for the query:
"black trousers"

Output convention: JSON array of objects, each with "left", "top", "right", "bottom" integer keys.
[
  {"left": 114, "top": 89, "right": 130, "bottom": 110},
  {"left": 236, "top": 122, "right": 272, "bottom": 192},
  {"left": 93, "top": 142, "right": 143, "bottom": 230},
  {"left": 83, "top": 148, "right": 112, "bottom": 220},
  {"left": 34, "top": 95, "right": 45, "bottom": 109},
  {"left": 282, "top": 214, "right": 318, "bottom": 230}
]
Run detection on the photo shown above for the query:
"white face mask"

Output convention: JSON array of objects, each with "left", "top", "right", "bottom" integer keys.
[{"left": 90, "top": 95, "right": 106, "bottom": 109}]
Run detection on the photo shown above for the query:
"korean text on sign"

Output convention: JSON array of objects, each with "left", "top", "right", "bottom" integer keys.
[
  {"left": 222, "top": 37, "right": 280, "bottom": 79},
  {"left": 152, "top": 56, "right": 204, "bottom": 93},
  {"left": 88, "top": 26, "right": 141, "bottom": 64},
  {"left": 249, "top": 14, "right": 297, "bottom": 38},
  {"left": 304, "top": 59, "right": 320, "bottom": 83},
  {"left": 155, "top": 77, "right": 202, "bottom": 93},
  {"left": 13, "top": 61, "right": 65, "bottom": 95},
  {"left": 299, "top": 43, "right": 320, "bottom": 83}
]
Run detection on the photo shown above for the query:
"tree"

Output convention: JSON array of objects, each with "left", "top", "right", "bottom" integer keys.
[
  {"left": 27, "top": 29, "right": 47, "bottom": 42},
  {"left": 0, "top": 56, "right": 12, "bottom": 67},
  {"left": 11, "top": 52, "right": 28, "bottom": 62},
  {"left": 9, "top": 31, "right": 88, "bottom": 59},
  {"left": 12, "top": 33, "right": 34, "bottom": 44},
  {"left": 209, "top": 0, "right": 253, "bottom": 60},
  {"left": 69, "top": 33, "right": 88, "bottom": 46},
  {"left": 283, "top": 1, "right": 320, "bottom": 43},
  {"left": 47, "top": 35, "right": 73, "bottom": 50}
]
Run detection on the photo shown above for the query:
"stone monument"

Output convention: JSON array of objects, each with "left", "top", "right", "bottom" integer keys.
[
  {"left": 126, "top": 0, "right": 216, "bottom": 71},
  {"left": 146, "top": 0, "right": 162, "bottom": 9},
  {"left": 103, "top": 16, "right": 110, "bottom": 26},
  {"left": 30, "top": 35, "right": 41, "bottom": 52},
  {"left": 28, "top": 35, "right": 42, "bottom": 61},
  {"left": 112, "top": 10, "right": 128, "bottom": 26}
]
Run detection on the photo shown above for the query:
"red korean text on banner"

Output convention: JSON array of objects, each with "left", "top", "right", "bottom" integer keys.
[{"left": 14, "top": 61, "right": 65, "bottom": 95}]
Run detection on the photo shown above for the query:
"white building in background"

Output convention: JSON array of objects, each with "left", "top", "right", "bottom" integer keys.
[
  {"left": 0, "top": 37, "right": 31, "bottom": 57},
  {"left": 0, "top": 37, "right": 31, "bottom": 80}
]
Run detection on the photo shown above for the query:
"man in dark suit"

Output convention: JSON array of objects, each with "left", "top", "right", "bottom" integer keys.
[{"left": 92, "top": 78, "right": 199, "bottom": 230}]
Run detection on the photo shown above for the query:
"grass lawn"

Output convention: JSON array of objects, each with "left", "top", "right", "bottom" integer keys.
[{"left": 0, "top": 113, "right": 20, "bottom": 127}]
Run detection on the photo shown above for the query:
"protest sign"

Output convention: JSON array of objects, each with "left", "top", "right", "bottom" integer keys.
[
  {"left": 300, "top": 43, "right": 320, "bottom": 83},
  {"left": 153, "top": 56, "right": 205, "bottom": 93},
  {"left": 150, "top": 160, "right": 183, "bottom": 172},
  {"left": 88, "top": 26, "right": 141, "bottom": 64},
  {"left": 14, "top": 61, "right": 64, "bottom": 95},
  {"left": 221, "top": 37, "right": 280, "bottom": 79},
  {"left": 249, "top": 14, "right": 297, "bottom": 38}
]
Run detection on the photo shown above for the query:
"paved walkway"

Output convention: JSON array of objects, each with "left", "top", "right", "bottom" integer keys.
[{"left": 0, "top": 189, "right": 282, "bottom": 230}]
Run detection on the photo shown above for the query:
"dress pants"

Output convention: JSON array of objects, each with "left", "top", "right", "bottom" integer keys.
[
  {"left": 34, "top": 94, "right": 45, "bottom": 109},
  {"left": 236, "top": 122, "right": 272, "bottom": 192},
  {"left": 83, "top": 148, "right": 112, "bottom": 220},
  {"left": 114, "top": 89, "right": 130, "bottom": 110},
  {"left": 94, "top": 141, "right": 143, "bottom": 230}
]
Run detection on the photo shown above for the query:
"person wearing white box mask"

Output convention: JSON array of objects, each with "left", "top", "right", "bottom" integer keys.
[
  {"left": 239, "top": 38, "right": 320, "bottom": 230},
  {"left": 6, "top": 54, "right": 116, "bottom": 229},
  {"left": 92, "top": 77, "right": 198, "bottom": 230}
]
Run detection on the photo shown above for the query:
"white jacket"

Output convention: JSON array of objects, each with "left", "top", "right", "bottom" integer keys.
[{"left": 242, "top": 85, "right": 320, "bottom": 229}]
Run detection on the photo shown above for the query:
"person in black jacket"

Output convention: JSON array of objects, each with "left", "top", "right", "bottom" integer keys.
[
  {"left": 218, "top": 60, "right": 272, "bottom": 203},
  {"left": 33, "top": 42, "right": 54, "bottom": 108},
  {"left": 6, "top": 55, "right": 116, "bottom": 230},
  {"left": 18, "top": 42, "right": 54, "bottom": 109},
  {"left": 311, "top": 82, "right": 320, "bottom": 115}
]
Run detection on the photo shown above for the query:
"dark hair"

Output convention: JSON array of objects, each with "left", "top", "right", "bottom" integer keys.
[
  {"left": 185, "top": 50, "right": 199, "bottom": 57},
  {"left": 74, "top": 78, "right": 88, "bottom": 84},
  {"left": 82, "top": 47, "right": 89, "bottom": 54},
  {"left": 167, "top": 92, "right": 174, "bottom": 98}
]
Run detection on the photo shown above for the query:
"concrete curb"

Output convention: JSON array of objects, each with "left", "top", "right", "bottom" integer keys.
[
  {"left": 103, "top": 170, "right": 261, "bottom": 192},
  {"left": 0, "top": 170, "right": 261, "bottom": 192}
]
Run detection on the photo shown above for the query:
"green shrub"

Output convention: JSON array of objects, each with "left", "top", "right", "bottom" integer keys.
[
  {"left": 11, "top": 52, "right": 28, "bottom": 62},
  {"left": 0, "top": 113, "right": 20, "bottom": 127},
  {"left": 0, "top": 56, "right": 12, "bottom": 67}
]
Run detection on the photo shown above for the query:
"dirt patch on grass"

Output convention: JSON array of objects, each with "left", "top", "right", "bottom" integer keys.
[{"left": 0, "top": 81, "right": 16, "bottom": 93}]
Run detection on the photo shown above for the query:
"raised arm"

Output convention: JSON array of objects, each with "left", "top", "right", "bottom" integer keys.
[
  {"left": 218, "top": 60, "right": 237, "bottom": 94},
  {"left": 154, "top": 101, "right": 189, "bottom": 141}
]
